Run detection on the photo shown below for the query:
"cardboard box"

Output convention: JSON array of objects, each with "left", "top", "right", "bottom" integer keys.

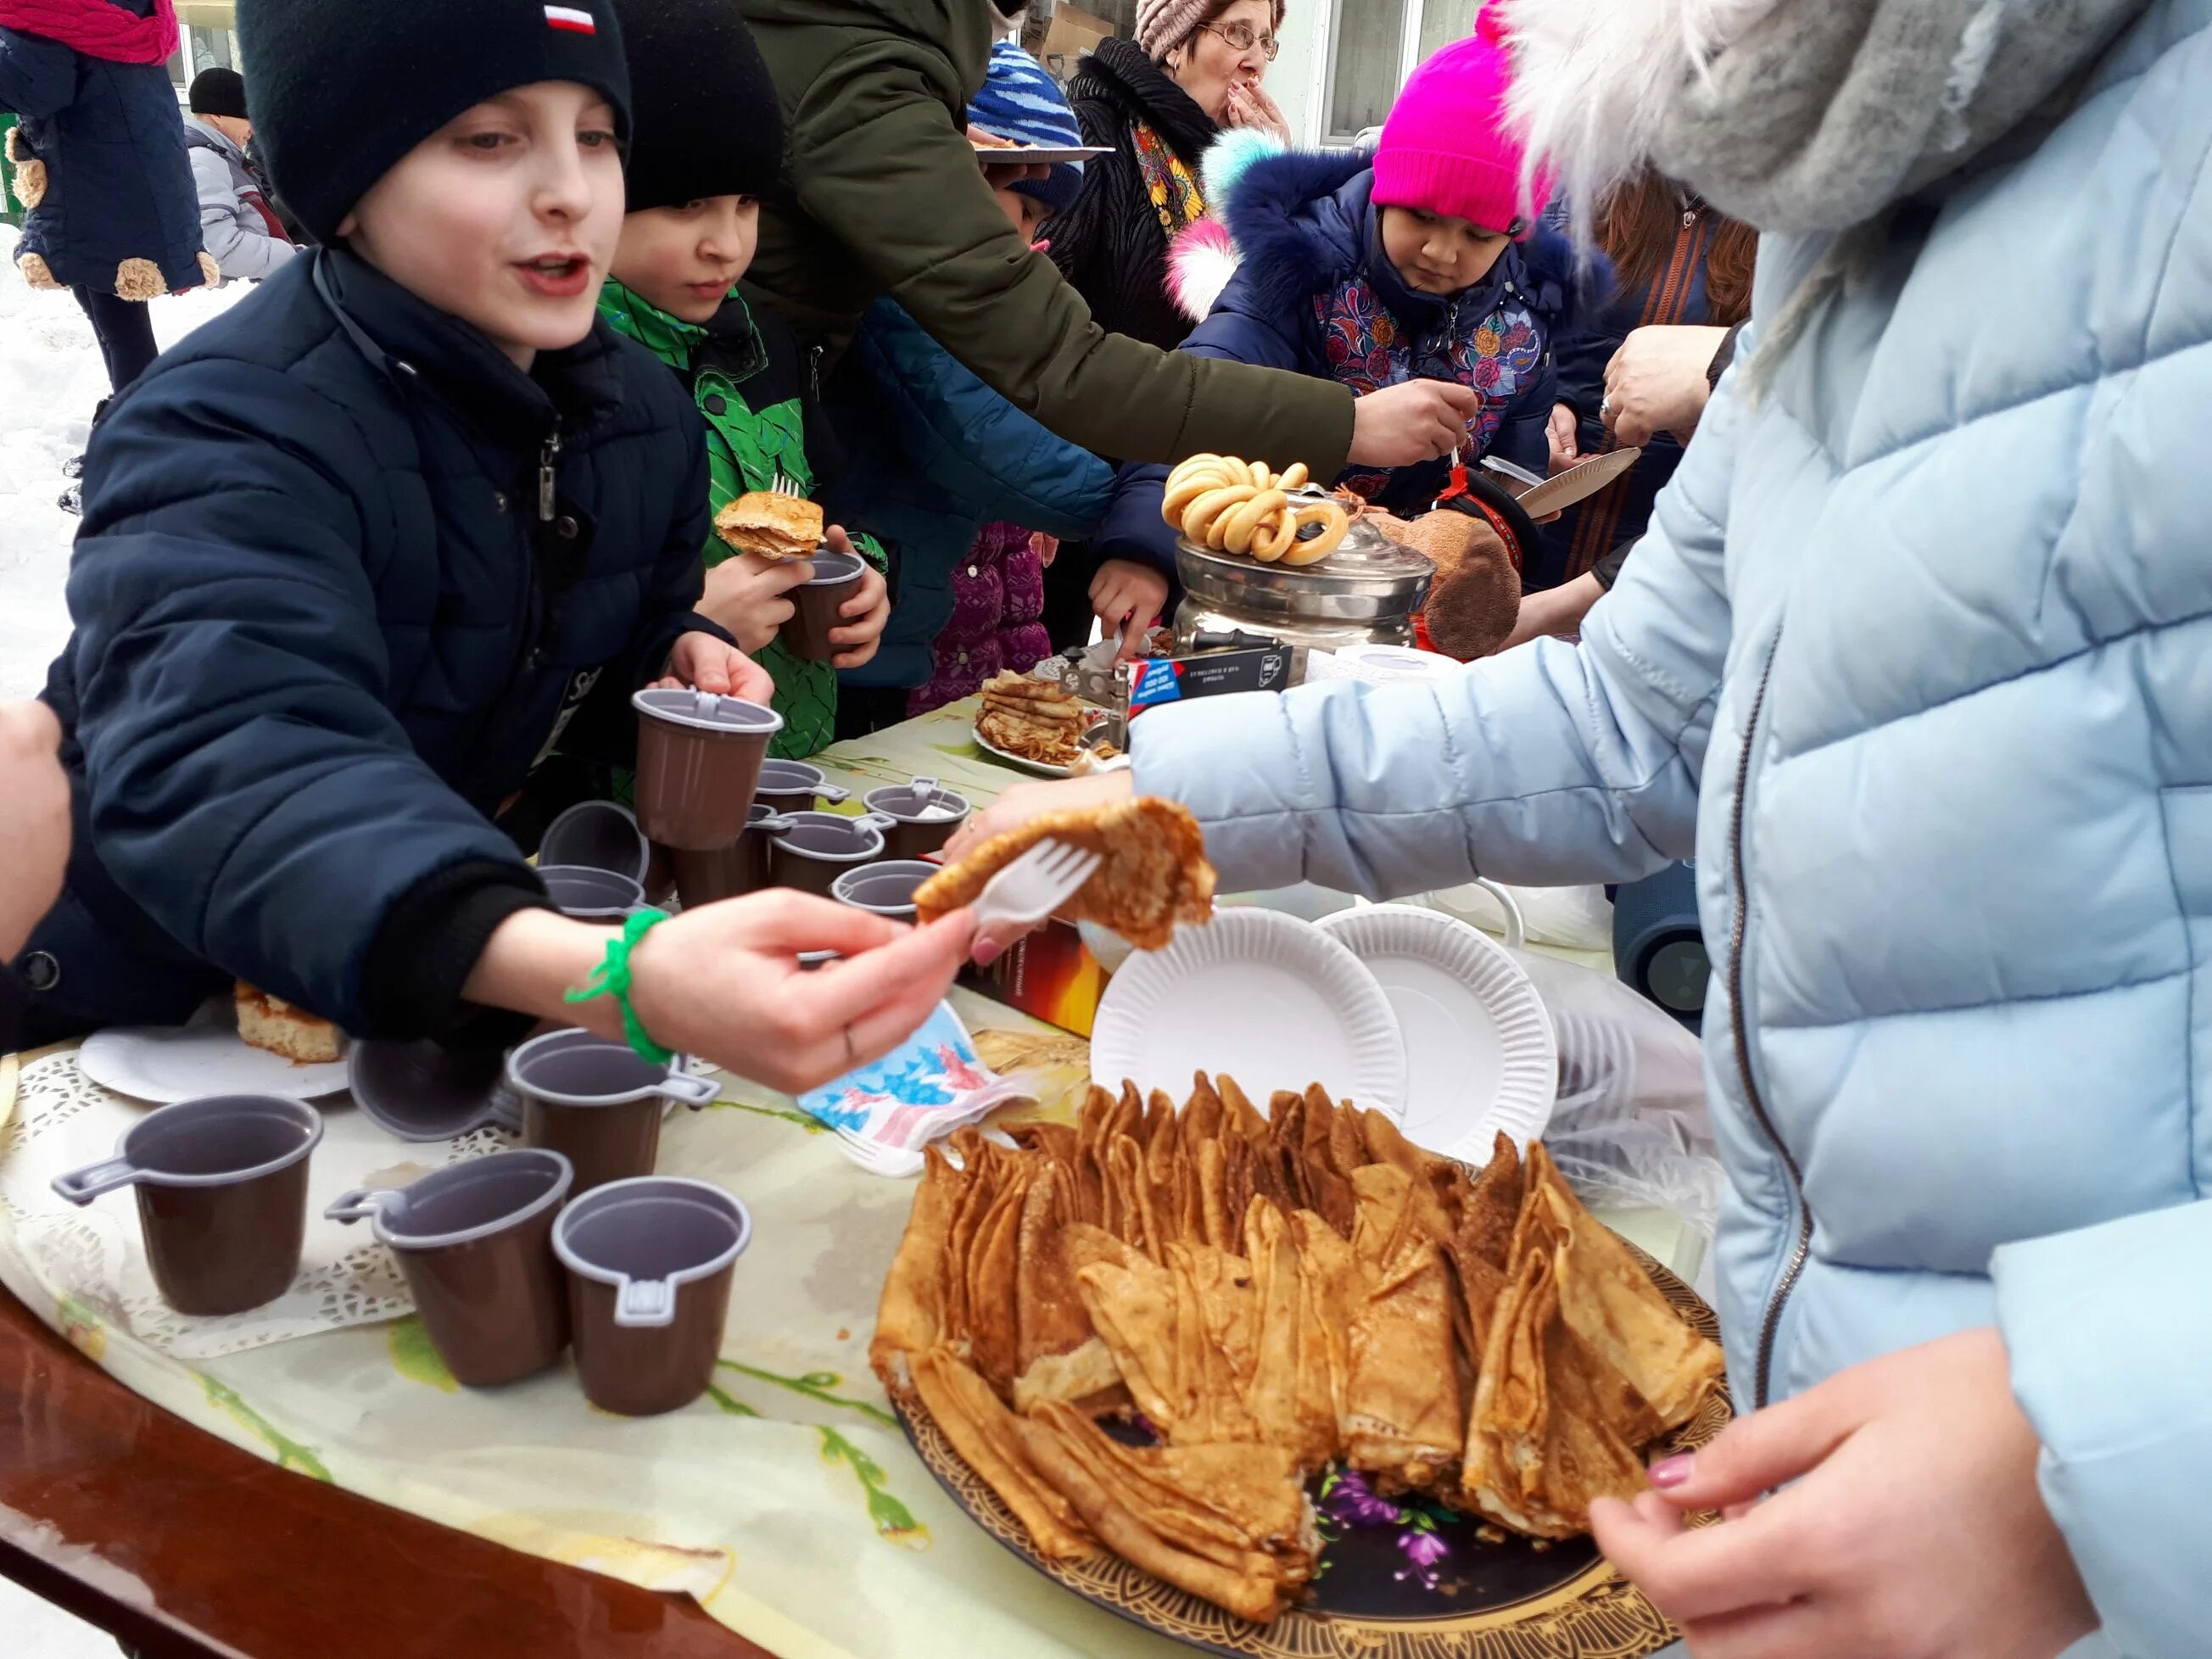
[
  {"left": 1037, "top": 3, "right": 1114, "bottom": 80},
  {"left": 957, "top": 919, "right": 1105, "bottom": 1038}
]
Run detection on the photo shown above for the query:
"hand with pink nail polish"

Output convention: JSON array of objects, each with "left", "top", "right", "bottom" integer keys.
[{"left": 1592, "top": 1327, "right": 2093, "bottom": 1659}]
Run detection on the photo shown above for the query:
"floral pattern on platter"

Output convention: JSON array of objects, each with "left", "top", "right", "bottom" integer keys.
[
  {"left": 1315, "top": 276, "right": 1544, "bottom": 493},
  {"left": 1315, "top": 1467, "right": 1461, "bottom": 1595}
]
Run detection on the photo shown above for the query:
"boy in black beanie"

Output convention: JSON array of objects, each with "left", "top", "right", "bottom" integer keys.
[
  {"left": 596, "top": 0, "right": 889, "bottom": 761},
  {"left": 16, "top": 0, "right": 974, "bottom": 1086}
]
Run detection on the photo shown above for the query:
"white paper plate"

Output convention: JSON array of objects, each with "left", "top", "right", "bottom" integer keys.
[
  {"left": 1315, "top": 906, "right": 1556, "bottom": 1161},
  {"left": 1513, "top": 446, "right": 1643, "bottom": 518},
  {"left": 1090, "top": 908, "right": 1407, "bottom": 1117},
  {"left": 79, "top": 1000, "right": 351, "bottom": 1105},
  {"left": 969, "top": 142, "right": 1113, "bottom": 165},
  {"left": 973, "top": 725, "right": 1076, "bottom": 779}
]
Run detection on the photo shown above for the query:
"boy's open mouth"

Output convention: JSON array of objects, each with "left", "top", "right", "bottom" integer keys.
[{"left": 517, "top": 254, "right": 591, "bottom": 299}]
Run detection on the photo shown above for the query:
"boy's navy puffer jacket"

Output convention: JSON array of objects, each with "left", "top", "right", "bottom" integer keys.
[
  {"left": 1093, "top": 148, "right": 1589, "bottom": 579},
  {"left": 1, "top": 0, "right": 210, "bottom": 297},
  {"left": 14, "top": 249, "right": 721, "bottom": 1045}
]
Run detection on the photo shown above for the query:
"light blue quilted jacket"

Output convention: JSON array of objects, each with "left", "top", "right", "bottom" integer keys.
[{"left": 1133, "top": 7, "right": 2210, "bottom": 1653}]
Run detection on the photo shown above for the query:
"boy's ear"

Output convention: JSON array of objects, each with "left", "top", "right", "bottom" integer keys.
[{"left": 336, "top": 211, "right": 359, "bottom": 239}]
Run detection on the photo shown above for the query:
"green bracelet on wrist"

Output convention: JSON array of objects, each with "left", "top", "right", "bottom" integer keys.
[{"left": 564, "top": 907, "right": 674, "bottom": 1066}]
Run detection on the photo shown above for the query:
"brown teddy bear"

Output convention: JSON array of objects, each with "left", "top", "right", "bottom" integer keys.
[{"left": 1368, "top": 492, "right": 1529, "bottom": 661}]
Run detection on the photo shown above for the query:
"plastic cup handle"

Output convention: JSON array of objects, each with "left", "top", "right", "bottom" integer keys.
[
  {"left": 614, "top": 1276, "right": 678, "bottom": 1329},
  {"left": 814, "top": 782, "right": 850, "bottom": 805},
  {"left": 488, "top": 1084, "right": 524, "bottom": 1132},
  {"left": 325, "top": 1187, "right": 397, "bottom": 1225},
  {"left": 658, "top": 1069, "right": 723, "bottom": 1109},
  {"left": 51, "top": 1155, "right": 139, "bottom": 1206},
  {"left": 1474, "top": 878, "right": 1527, "bottom": 951}
]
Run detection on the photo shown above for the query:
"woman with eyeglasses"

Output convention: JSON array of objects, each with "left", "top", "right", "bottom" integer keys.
[{"left": 1040, "top": 0, "right": 1291, "bottom": 650}]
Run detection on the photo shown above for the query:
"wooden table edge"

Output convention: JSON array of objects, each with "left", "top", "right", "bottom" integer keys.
[{"left": 0, "top": 1287, "right": 779, "bottom": 1659}]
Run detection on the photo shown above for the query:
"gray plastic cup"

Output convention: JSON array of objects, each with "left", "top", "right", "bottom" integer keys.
[
  {"left": 506, "top": 1029, "right": 720, "bottom": 1196},
  {"left": 52, "top": 1095, "right": 324, "bottom": 1315},
  {"left": 830, "top": 859, "right": 941, "bottom": 920},
  {"left": 766, "top": 811, "right": 896, "bottom": 898},
  {"left": 348, "top": 1038, "right": 520, "bottom": 1143},
  {"left": 552, "top": 1176, "right": 751, "bottom": 1416},
  {"left": 539, "top": 800, "right": 650, "bottom": 886},
  {"left": 631, "top": 689, "right": 783, "bottom": 851},
  {"left": 780, "top": 551, "right": 866, "bottom": 663},
  {"left": 863, "top": 777, "right": 971, "bottom": 862},
  {"left": 539, "top": 864, "right": 646, "bottom": 921},
  {"left": 753, "top": 758, "right": 848, "bottom": 816},
  {"left": 670, "top": 804, "right": 798, "bottom": 911},
  {"left": 326, "top": 1149, "right": 573, "bottom": 1387}
]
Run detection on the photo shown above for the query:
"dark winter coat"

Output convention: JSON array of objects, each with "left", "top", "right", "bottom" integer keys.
[
  {"left": 1047, "top": 37, "right": 1219, "bottom": 355},
  {"left": 0, "top": 1, "right": 209, "bottom": 297},
  {"left": 14, "top": 249, "right": 721, "bottom": 1046},
  {"left": 1094, "top": 149, "right": 1588, "bottom": 579},
  {"left": 735, "top": 0, "right": 1352, "bottom": 473},
  {"left": 821, "top": 296, "right": 1111, "bottom": 692},
  {"left": 1537, "top": 197, "right": 1741, "bottom": 593}
]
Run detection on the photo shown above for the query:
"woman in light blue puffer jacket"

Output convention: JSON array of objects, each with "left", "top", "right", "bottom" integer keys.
[{"left": 952, "top": 1, "right": 2210, "bottom": 1653}]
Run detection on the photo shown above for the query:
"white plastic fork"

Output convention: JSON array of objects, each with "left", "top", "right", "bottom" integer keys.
[
  {"left": 770, "top": 466, "right": 803, "bottom": 499},
  {"left": 969, "top": 839, "right": 1101, "bottom": 936}
]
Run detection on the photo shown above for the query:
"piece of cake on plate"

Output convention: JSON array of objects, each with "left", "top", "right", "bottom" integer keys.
[{"left": 233, "top": 982, "right": 344, "bottom": 1064}]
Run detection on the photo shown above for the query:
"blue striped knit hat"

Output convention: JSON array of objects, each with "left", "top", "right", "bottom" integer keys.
[{"left": 967, "top": 40, "right": 1085, "bottom": 214}]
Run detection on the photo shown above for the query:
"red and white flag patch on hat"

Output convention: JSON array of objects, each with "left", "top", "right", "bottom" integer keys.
[{"left": 544, "top": 4, "right": 597, "bottom": 32}]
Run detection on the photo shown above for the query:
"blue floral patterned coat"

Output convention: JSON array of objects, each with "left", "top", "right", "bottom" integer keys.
[{"left": 1092, "top": 148, "right": 1590, "bottom": 579}]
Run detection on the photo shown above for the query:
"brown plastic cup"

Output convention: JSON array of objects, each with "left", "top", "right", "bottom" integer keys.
[
  {"left": 631, "top": 689, "right": 783, "bottom": 851},
  {"left": 539, "top": 800, "right": 650, "bottom": 887},
  {"left": 505, "top": 1028, "right": 720, "bottom": 1196},
  {"left": 553, "top": 1176, "right": 751, "bottom": 1416},
  {"left": 52, "top": 1095, "right": 323, "bottom": 1316},
  {"left": 753, "top": 757, "right": 849, "bottom": 817},
  {"left": 539, "top": 864, "right": 645, "bottom": 920},
  {"left": 767, "top": 811, "right": 895, "bottom": 898},
  {"left": 830, "top": 859, "right": 941, "bottom": 920},
  {"left": 862, "top": 777, "right": 972, "bottom": 862},
  {"left": 779, "top": 551, "right": 865, "bottom": 664},
  {"left": 670, "top": 805, "right": 798, "bottom": 911},
  {"left": 326, "top": 1149, "right": 573, "bottom": 1388}
]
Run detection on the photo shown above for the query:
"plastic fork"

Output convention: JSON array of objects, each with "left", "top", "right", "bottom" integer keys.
[
  {"left": 769, "top": 466, "right": 803, "bottom": 499},
  {"left": 969, "top": 839, "right": 1101, "bottom": 936}
]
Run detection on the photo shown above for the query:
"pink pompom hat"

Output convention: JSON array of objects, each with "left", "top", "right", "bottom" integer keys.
[{"left": 1371, "top": 6, "right": 1551, "bottom": 234}]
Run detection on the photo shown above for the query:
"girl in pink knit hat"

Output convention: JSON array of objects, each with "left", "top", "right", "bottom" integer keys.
[{"left": 1091, "top": 10, "right": 1600, "bottom": 604}]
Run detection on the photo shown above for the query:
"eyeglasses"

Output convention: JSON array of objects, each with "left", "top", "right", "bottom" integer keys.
[{"left": 1196, "top": 20, "right": 1280, "bottom": 60}]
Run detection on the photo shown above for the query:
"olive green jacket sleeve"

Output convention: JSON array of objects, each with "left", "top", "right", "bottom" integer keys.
[{"left": 778, "top": 37, "right": 1354, "bottom": 473}]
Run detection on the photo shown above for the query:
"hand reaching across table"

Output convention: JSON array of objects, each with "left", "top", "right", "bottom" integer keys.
[
  {"left": 464, "top": 893, "right": 978, "bottom": 1096},
  {"left": 1593, "top": 1327, "right": 2097, "bottom": 1659}
]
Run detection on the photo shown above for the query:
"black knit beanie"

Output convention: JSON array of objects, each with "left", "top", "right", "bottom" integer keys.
[
  {"left": 188, "top": 68, "right": 248, "bottom": 120},
  {"left": 613, "top": 0, "right": 783, "bottom": 211},
  {"left": 237, "top": 0, "right": 634, "bottom": 245}
]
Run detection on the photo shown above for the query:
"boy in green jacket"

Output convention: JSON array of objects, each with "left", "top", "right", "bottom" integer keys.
[{"left": 601, "top": 0, "right": 890, "bottom": 760}]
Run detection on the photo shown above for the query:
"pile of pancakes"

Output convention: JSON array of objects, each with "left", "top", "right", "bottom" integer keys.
[
  {"left": 975, "top": 670, "right": 1087, "bottom": 767},
  {"left": 873, "top": 1077, "right": 1728, "bottom": 1625}
]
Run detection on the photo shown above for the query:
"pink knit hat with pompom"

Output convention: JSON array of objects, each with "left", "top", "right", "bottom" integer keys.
[{"left": 1371, "top": 7, "right": 1550, "bottom": 233}]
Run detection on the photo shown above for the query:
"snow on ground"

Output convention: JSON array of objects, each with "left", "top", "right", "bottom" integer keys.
[{"left": 0, "top": 225, "right": 250, "bottom": 698}]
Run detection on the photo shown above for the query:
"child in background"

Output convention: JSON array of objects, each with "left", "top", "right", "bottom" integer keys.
[
  {"left": 824, "top": 40, "right": 1114, "bottom": 727},
  {"left": 14, "top": 0, "right": 969, "bottom": 1091},
  {"left": 1092, "top": 20, "right": 1589, "bottom": 588},
  {"left": 599, "top": 0, "right": 889, "bottom": 761},
  {"left": 183, "top": 67, "right": 297, "bottom": 283}
]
